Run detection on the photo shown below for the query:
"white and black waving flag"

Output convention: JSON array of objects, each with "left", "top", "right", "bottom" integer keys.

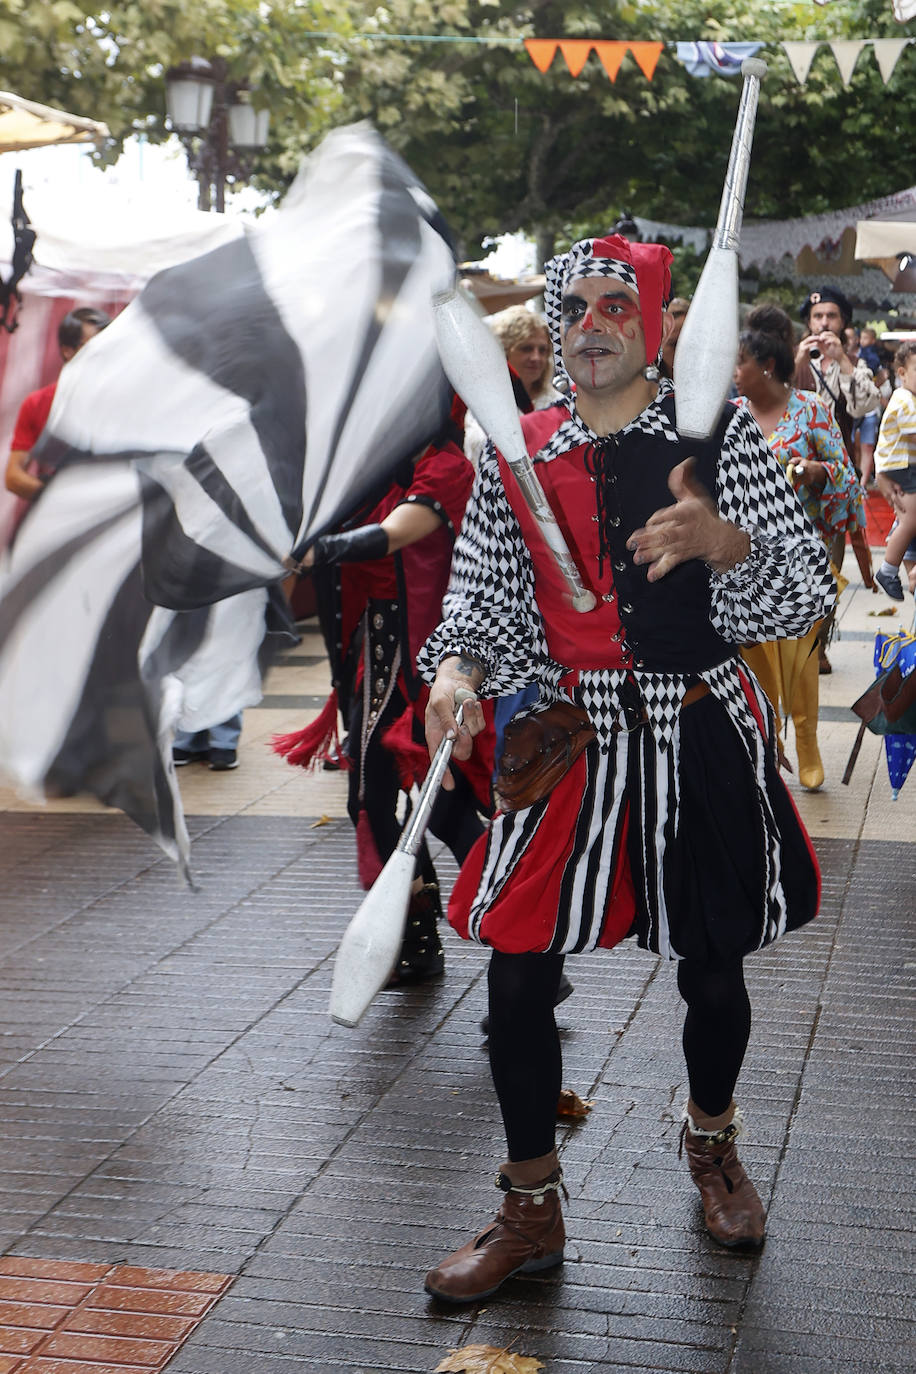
[{"left": 0, "top": 124, "right": 457, "bottom": 875}]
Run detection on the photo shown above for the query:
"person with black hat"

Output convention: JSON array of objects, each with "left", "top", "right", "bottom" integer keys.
[{"left": 795, "top": 287, "right": 880, "bottom": 453}]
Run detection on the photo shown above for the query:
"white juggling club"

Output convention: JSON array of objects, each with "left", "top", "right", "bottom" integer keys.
[
  {"left": 433, "top": 287, "right": 596, "bottom": 613},
  {"left": 674, "top": 58, "right": 767, "bottom": 439},
  {"left": 329, "top": 690, "right": 475, "bottom": 1028}
]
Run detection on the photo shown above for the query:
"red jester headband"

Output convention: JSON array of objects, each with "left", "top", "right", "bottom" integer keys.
[{"left": 544, "top": 233, "right": 674, "bottom": 372}]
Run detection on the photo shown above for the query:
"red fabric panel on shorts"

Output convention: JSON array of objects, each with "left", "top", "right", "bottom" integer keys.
[{"left": 446, "top": 750, "right": 637, "bottom": 953}]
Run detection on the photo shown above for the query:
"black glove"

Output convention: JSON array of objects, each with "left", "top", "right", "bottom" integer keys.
[{"left": 307, "top": 523, "right": 389, "bottom": 568}]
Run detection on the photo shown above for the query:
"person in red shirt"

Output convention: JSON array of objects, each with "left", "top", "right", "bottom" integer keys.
[
  {"left": 276, "top": 411, "right": 494, "bottom": 984},
  {"left": 5, "top": 306, "right": 110, "bottom": 501}
]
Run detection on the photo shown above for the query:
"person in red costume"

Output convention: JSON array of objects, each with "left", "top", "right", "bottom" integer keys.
[
  {"left": 418, "top": 234, "right": 835, "bottom": 1302},
  {"left": 5, "top": 307, "right": 111, "bottom": 502},
  {"left": 276, "top": 405, "right": 494, "bottom": 983}
]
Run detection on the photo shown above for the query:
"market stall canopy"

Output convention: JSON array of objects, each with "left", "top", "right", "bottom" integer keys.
[
  {"left": 459, "top": 268, "right": 545, "bottom": 314},
  {"left": 0, "top": 91, "right": 109, "bottom": 152},
  {"left": 855, "top": 219, "right": 916, "bottom": 284}
]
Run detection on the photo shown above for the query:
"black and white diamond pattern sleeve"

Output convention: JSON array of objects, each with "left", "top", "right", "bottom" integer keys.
[
  {"left": 417, "top": 445, "right": 553, "bottom": 694},
  {"left": 710, "top": 406, "right": 836, "bottom": 644}
]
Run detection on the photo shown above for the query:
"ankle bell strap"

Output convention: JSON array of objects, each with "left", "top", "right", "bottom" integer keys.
[
  {"left": 495, "top": 1169, "right": 563, "bottom": 1204},
  {"left": 682, "top": 1103, "right": 746, "bottom": 1147}
]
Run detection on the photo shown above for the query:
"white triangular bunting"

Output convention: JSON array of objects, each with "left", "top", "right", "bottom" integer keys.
[
  {"left": 783, "top": 42, "right": 820, "bottom": 84},
  {"left": 872, "top": 38, "right": 911, "bottom": 84},
  {"left": 830, "top": 39, "right": 866, "bottom": 86}
]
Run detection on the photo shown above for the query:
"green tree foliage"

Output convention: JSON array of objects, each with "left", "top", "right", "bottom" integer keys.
[
  {"left": 0, "top": 0, "right": 353, "bottom": 181},
  {"left": 338, "top": 0, "right": 916, "bottom": 255},
  {"left": 0, "top": 0, "right": 913, "bottom": 251}
]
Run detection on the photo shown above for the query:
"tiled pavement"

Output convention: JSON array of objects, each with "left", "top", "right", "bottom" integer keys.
[
  {"left": 0, "top": 547, "right": 913, "bottom": 1374},
  {"left": 0, "top": 1258, "right": 232, "bottom": 1371}
]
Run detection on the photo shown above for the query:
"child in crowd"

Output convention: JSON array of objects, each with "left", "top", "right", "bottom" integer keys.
[{"left": 874, "top": 340, "right": 916, "bottom": 600}]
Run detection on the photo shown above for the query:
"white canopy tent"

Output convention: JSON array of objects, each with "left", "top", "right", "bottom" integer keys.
[
  {"left": 0, "top": 91, "right": 108, "bottom": 153},
  {"left": 0, "top": 180, "right": 254, "bottom": 541}
]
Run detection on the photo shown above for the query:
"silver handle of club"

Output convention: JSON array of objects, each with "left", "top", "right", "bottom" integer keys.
[
  {"left": 507, "top": 458, "right": 597, "bottom": 613},
  {"left": 396, "top": 688, "right": 475, "bottom": 859},
  {"left": 713, "top": 58, "right": 767, "bottom": 253}
]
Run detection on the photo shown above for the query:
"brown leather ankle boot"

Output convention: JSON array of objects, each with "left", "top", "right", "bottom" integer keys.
[
  {"left": 681, "top": 1112, "right": 765, "bottom": 1249},
  {"left": 425, "top": 1156, "right": 566, "bottom": 1303}
]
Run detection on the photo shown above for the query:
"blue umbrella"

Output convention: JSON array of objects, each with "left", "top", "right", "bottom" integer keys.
[
  {"left": 885, "top": 734, "right": 916, "bottom": 799},
  {"left": 874, "top": 630, "right": 916, "bottom": 799}
]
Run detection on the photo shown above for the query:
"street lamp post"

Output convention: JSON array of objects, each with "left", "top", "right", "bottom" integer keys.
[{"left": 165, "top": 56, "right": 270, "bottom": 213}]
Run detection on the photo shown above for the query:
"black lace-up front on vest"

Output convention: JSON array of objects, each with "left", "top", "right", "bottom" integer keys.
[{"left": 582, "top": 435, "right": 620, "bottom": 581}]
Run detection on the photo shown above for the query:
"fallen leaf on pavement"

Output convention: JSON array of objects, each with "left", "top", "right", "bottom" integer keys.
[
  {"left": 556, "top": 1087, "right": 593, "bottom": 1118},
  {"left": 435, "top": 1344, "right": 544, "bottom": 1373},
  {"left": 309, "top": 814, "right": 333, "bottom": 828},
  {"left": 868, "top": 607, "right": 898, "bottom": 616}
]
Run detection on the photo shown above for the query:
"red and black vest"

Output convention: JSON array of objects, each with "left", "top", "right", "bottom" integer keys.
[{"left": 497, "top": 395, "right": 738, "bottom": 675}]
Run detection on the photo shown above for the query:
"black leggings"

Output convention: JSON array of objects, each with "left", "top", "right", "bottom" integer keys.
[
  {"left": 676, "top": 956, "right": 751, "bottom": 1118},
  {"left": 487, "top": 950, "right": 751, "bottom": 1162}
]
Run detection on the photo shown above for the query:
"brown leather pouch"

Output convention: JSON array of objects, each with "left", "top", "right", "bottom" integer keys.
[
  {"left": 495, "top": 701, "right": 597, "bottom": 812},
  {"left": 852, "top": 661, "right": 916, "bottom": 733}
]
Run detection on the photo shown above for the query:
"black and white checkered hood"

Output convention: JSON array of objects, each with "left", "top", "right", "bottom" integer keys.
[{"left": 543, "top": 240, "right": 639, "bottom": 385}]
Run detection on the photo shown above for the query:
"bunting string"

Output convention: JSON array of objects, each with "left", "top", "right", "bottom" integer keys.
[{"left": 300, "top": 32, "right": 914, "bottom": 86}]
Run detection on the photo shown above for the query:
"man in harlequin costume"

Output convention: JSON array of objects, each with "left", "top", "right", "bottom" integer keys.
[
  {"left": 276, "top": 401, "right": 494, "bottom": 983},
  {"left": 418, "top": 234, "right": 836, "bottom": 1302}
]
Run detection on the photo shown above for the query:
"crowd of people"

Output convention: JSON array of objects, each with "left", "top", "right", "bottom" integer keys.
[{"left": 4, "top": 239, "right": 914, "bottom": 1306}]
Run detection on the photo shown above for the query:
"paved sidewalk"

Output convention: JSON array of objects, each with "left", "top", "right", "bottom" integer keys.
[{"left": 0, "top": 548, "right": 913, "bottom": 1374}]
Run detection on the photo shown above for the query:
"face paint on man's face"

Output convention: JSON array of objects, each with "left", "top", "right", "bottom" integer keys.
[
  {"left": 561, "top": 278, "right": 647, "bottom": 394},
  {"left": 561, "top": 289, "right": 642, "bottom": 340}
]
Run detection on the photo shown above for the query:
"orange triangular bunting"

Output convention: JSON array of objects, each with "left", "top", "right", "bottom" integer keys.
[
  {"left": 558, "top": 40, "right": 592, "bottom": 77},
  {"left": 593, "top": 41, "right": 627, "bottom": 81},
  {"left": 627, "top": 41, "right": 664, "bottom": 80},
  {"left": 524, "top": 39, "right": 559, "bottom": 73}
]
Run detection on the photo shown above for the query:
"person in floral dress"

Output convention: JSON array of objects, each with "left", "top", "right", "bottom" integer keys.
[{"left": 734, "top": 303, "right": 865, "bottom": 789}]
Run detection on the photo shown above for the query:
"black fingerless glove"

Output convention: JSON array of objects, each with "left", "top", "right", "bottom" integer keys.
[{"left": 308, "top": 523, "right": 389, "bottom": 568}]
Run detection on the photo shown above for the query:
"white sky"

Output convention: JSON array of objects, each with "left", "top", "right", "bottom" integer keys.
[
  {"left": 0, "top": 133, "right": 527, "bottom": 275},
  {"left": 0, "top": 133, "right": 270, "bottom": 219}
]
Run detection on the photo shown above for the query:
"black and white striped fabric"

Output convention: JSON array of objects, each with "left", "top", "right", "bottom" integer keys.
[
  {"left": 0, "top": 125, "right": 457, "bottom": 873},
  {"left": 465, "top": 665, "right": 791, "bottom": 961}
]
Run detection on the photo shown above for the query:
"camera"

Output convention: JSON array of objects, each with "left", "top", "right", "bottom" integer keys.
[{"left": 809, "top": 347, "right": 820, "bottom": 360}]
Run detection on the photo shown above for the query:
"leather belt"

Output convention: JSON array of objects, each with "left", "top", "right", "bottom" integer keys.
[
  {"left": 619, "top": 680, "right": 711, "bottom": 732},
  {"left": 681, "top": 681, "right": 711, "bottom": 709}
]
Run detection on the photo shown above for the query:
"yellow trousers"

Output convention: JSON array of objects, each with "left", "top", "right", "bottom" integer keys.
[{"left": 742, "top": 620, "right": 824, "bottom": 790}]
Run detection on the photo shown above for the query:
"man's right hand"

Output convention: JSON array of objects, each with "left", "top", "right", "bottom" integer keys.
[
  {"left": 425, "top": 655, "right": 486, "bottom": 788},
  {"left": 4, "top": 450, "right": 44, "bottom": 500},
  {"left": 797, "top": 331, "right": 850, "bottom": 373}
]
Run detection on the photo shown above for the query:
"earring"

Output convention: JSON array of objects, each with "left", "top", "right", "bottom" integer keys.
[
  {"left": 763, "top": 369, "right": 772, "bottom": 378},
  {"left": 643, "top": 347, "right": 663, "bottom": 383}
]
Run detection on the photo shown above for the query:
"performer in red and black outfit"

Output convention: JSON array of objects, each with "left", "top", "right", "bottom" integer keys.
[
  {"left": 277, "top": 411, "right": 493, "bottom": 981},
  {"left": 419, "top": 234, "right": 835, "bottom": 1302}
]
